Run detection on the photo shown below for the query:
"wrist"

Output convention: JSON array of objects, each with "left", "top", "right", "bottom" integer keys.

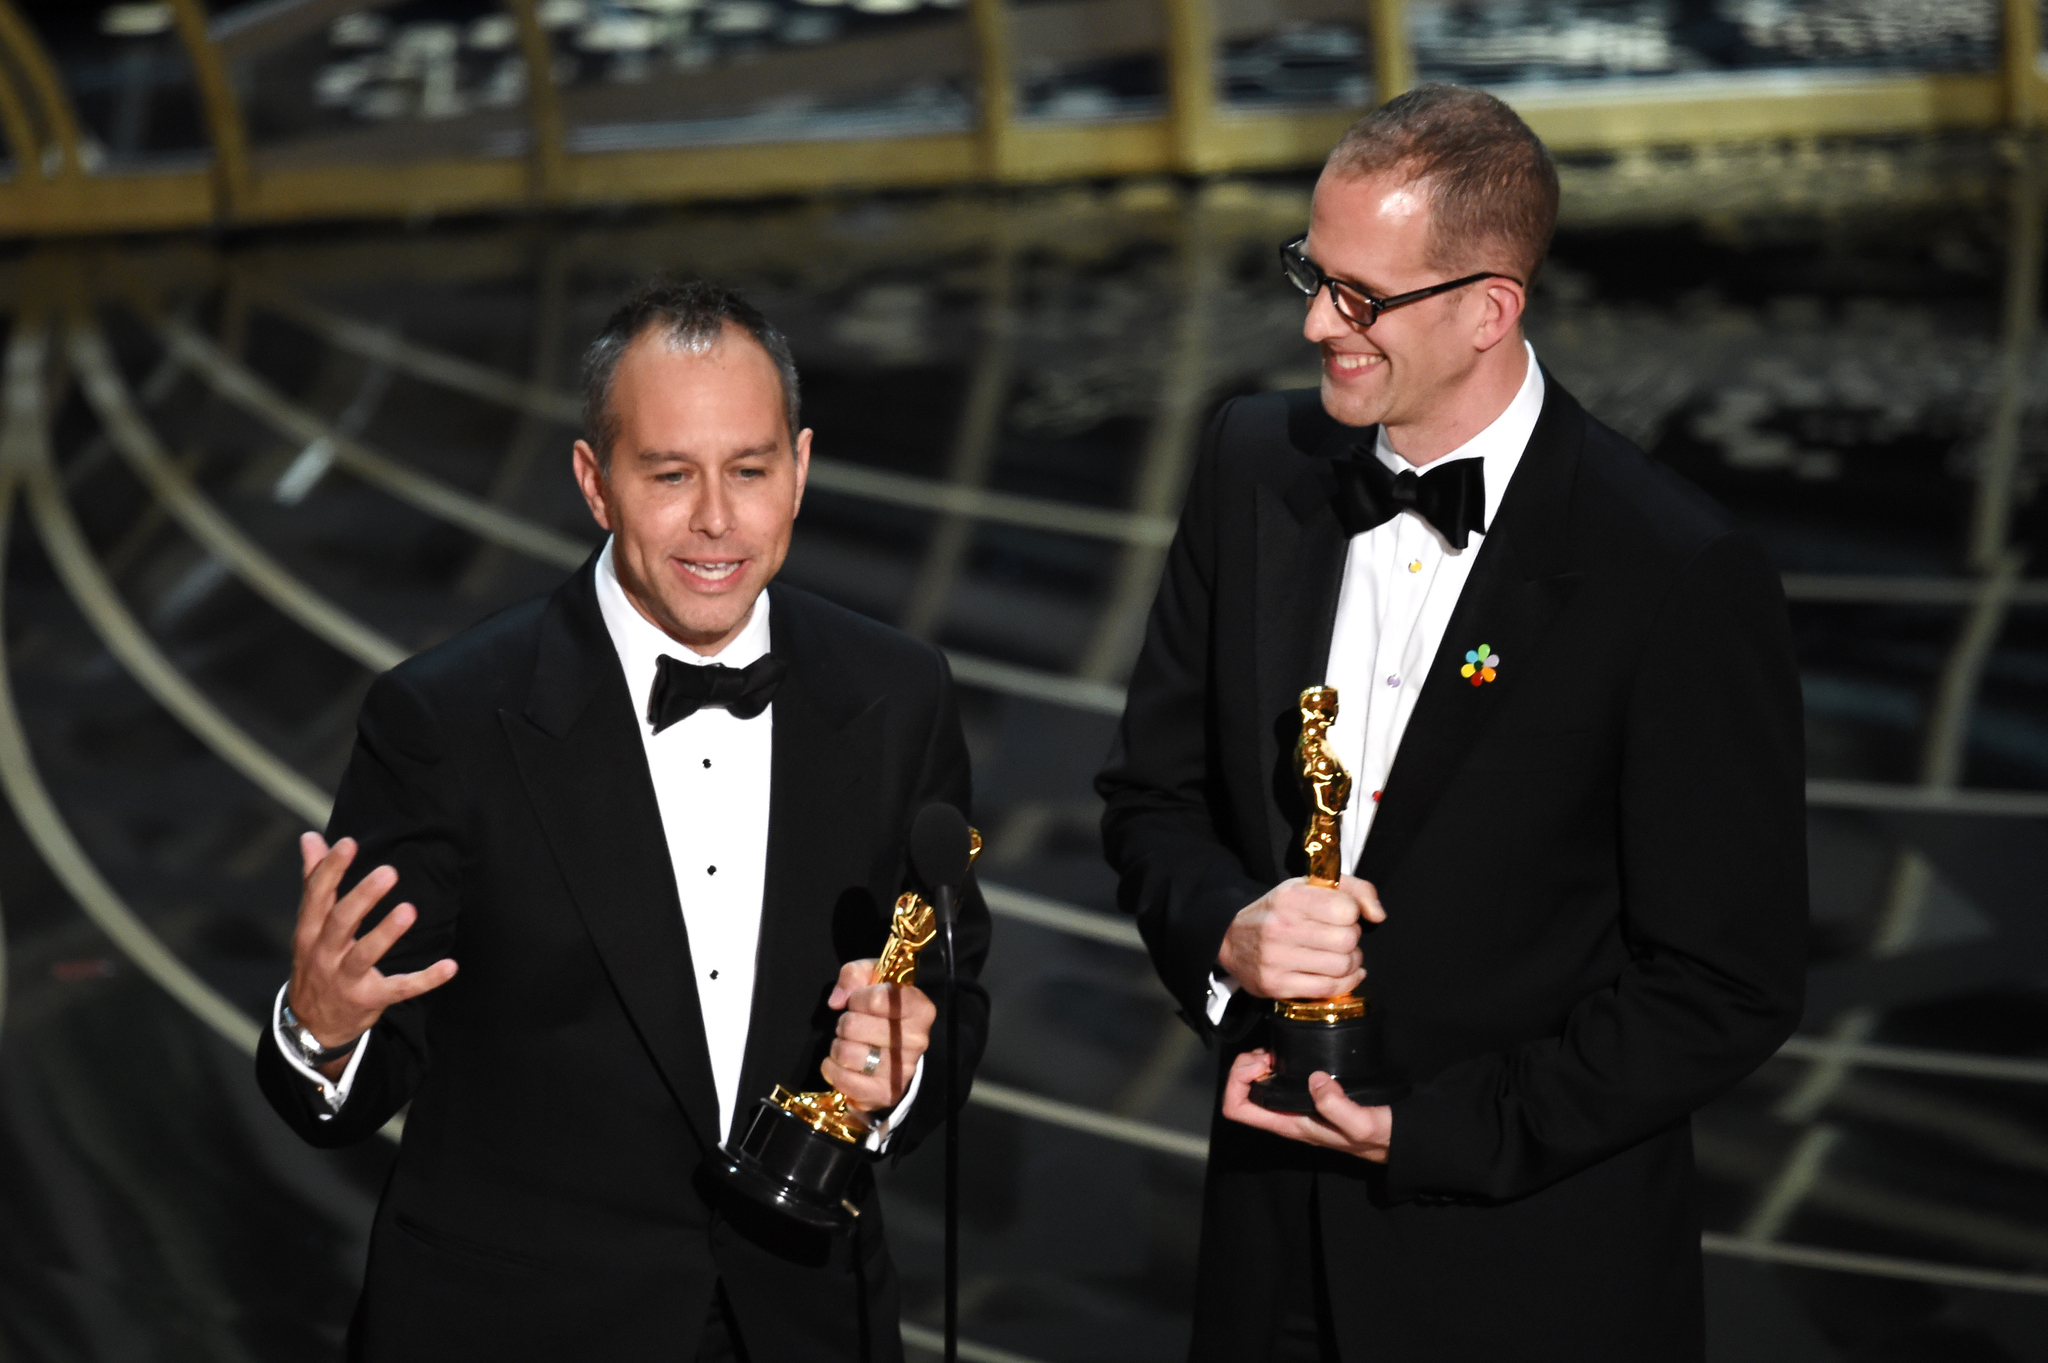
[
  {"left": 1215, "top": 934, "right": 1241, "bottom": 981},
  {"left": 280, "top": 994, "right": 364, "bottom": 1067}
]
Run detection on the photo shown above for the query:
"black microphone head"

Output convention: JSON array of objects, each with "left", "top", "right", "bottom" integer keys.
[{"left": 909, "top": 802, "right": 973, "bottom": 895}]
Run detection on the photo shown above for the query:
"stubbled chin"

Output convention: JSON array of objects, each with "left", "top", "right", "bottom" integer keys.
[{"left": 1320, "top": 376, "right": 1384, "bottom": 428}]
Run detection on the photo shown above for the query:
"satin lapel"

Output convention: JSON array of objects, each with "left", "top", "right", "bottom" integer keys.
[
  {"left": 1356, "top": 379, "right": 1587, "bottom": 885},
  {"left": 1253, "top": 423, "right": 1356, "bottom": 878},
  {"left": 732, "top": 589, "right": 882, "bottom": 1143},
  {"left": 500, "top": 560, "right": 723, "bottom": 1149}
]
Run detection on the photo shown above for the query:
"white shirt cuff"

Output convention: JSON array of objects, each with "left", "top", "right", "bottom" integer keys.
[
  {"left": 1205, "top": 968, "right": 1239, "bottom": 1026},
  {"left": 861, "top": 1054, "right": 925, "bottom": 1152},
  {"left": 271, "top": 983, "right": 370, "bottom": 1117}
]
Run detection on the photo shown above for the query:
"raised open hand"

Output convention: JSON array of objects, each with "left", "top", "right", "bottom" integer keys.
[{"left": 286, "top": 832, "right": 457, "bottom": 1079}]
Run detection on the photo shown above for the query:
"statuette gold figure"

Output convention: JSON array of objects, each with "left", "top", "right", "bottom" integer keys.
[
  {"left": 1248, "top": 686, "right": 1406, "bottom": 1111},
  {"left": 771, "top": 830, "right": 980, "bottom": 1143},
  {"left": 1278, "top": 687, "right": 1366, "bottom": 1023}
]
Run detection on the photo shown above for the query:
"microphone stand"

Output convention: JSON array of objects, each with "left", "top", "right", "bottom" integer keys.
[{"left": 936, "top": 882, "right": 959, "bottom": 1363}]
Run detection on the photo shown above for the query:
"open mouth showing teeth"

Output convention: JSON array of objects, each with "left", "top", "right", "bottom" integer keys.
[
  {"left": 1330, "top": 353, "right": 1385, "bottom": 372},
  {"left": 682, "top": 560, "right": 742, "bottom": 581}
]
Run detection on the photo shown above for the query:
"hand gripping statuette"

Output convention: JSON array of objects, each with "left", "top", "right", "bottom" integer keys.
[
  {"left": 716, "top": 832, "right": 980, "bottom": 1231},
  {"left": 1248, "top": 686, "right": 1410, "bottom": 1112}
]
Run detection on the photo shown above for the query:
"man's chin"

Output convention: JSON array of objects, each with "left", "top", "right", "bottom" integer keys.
[
  {"left": 650, "top": 586, "right": 763, "bottom": 651},
  {"left": 1319, "top": 377, "right": 1387, "bottom": 430}
]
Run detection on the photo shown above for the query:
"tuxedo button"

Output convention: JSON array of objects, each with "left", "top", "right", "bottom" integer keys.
[
  {"left": 1407, "top": 559, "right": 1422, "bottom": 573},
  {"left": 1385, "top": 675, "right": 1400, "bottom": 688}
]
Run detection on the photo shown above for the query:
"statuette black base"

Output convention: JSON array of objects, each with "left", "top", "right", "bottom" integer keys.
[
  {"left": 714, "top": 1099, "right": 867, "bottom": 1232},
  {"left": 1248, "top": 1010, "right": 1410, "bottom": 1114}
]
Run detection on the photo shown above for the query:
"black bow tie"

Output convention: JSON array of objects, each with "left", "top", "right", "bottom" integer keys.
[
  {"left": 1331, "top": 448, "right": 1487, "bottom": 550},
  {"left": 648, "top": 653, "right": 787, "bottom": 733}
]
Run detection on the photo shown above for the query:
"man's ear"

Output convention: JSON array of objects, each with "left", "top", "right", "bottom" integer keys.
[
  {"left": 791, "top": 427, "right": 813, "bottom": 516},
  {"left": 1474, "top": 279, "right": 1526, "bottom": 353},
  {"left": 572, "top": 439, "right": 614, "bottom": 532}
]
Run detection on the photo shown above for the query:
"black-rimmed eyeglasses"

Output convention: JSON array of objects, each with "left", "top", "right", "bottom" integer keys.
[{"left": 1280, "top": 235, "right": 1521, "bottom": 328}]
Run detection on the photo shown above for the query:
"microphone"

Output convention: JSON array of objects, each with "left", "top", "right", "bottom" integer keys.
[
  {"left": 909, "top": 801, "right": 974, "bottom": 916},
  {"left": 908, "top": 801, "right": 972, "bottom": 1363}
]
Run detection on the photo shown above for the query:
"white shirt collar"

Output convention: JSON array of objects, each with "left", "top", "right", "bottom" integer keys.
[
  {"left": 1374, "top": 339, "right": 1545, "bottom": 536},
  {"left": 594, "top": 538, "right": 773, "bottom": 729}
]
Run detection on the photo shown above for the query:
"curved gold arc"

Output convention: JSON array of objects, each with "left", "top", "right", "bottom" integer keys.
[
  {"left": 505, "top": 0, "right": 568, "bottom": 204},
  {"left": 0, "top": 43, "right": 41, "bottom": 197},
  {"left": 167, "top": 0, "right": 252, "bottom": 217},
  {"left": 156, "top": 314, "right": 592, "bottom": 569},
  {"left": 22, "top": 404, "right": 334, "bottom": 828},
  {"left": 66, "top": 319, "right": 409, "bottom": 673},
  {"left": 0, "top": 1, "right": 81, "bottom": 180}
]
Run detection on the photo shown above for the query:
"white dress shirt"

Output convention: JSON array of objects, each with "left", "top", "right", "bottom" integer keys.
[
  {"left": 1207, "top": 342, "right": 1545, "bottom": 1024},
  {"left": 276, "top": 538, "right": 917, "bottom": 1149}
]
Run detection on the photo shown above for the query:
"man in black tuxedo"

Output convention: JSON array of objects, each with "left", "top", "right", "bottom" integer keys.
[
  {"left": 258, "top": 281, "right": 988, "bottom": 1361},
  {"left": 1098, "top": 86, "right": 1806, "bottom": 1361}
]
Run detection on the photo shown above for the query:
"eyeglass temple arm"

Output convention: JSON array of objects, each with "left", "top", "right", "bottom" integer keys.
[{"left": 1379, "top": 272, "right": 1522, "bottom": 310}]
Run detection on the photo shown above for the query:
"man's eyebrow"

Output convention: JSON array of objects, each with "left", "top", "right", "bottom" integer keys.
[
  {"left": 1324, "top": 262, "right": 1387, "bottom": 296},
  {"left": 1305, "top": 247, "right": 1386, "bottom": 297},
  {"left": 633, "top": 442, "right": 782, "bottom": 463}
]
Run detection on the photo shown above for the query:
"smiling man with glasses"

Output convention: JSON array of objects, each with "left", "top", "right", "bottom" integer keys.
[{"left": 1099, "top": 85, "right": 1807, "bottom": 1362}]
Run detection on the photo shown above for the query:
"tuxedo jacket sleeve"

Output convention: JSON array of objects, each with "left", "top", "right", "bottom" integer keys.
[
  {"left": 254, "top": 664, "right": 463, "bottom": 1146},
  {"left": 1096, "top": 403, "right": 1271, "bottom": 1036}
]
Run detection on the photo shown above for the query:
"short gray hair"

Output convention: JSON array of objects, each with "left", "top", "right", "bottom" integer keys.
[{"left": 580, "top": 279, "right": 802, "bottom": 469}]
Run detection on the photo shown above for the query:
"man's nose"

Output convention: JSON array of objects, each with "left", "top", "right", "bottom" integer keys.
[
  {"left": 691, "top": 478, "right": 734, "bottom": 537},
  {"left": 1302, "top": 286, "right": 1352, "bottom": 344}
]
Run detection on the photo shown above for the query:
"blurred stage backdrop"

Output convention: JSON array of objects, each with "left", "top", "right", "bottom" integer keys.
[{"left": 1, "top": 1, "right": 2047, "bottom": 1360}]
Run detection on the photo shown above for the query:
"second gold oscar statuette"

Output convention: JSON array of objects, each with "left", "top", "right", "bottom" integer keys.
[
  {"left": 1280, "top": 685, "right": 1368, "bottom": 1024},
  {"left": 1247, "top": 686, "right": 1408, "bottom": 1112}
]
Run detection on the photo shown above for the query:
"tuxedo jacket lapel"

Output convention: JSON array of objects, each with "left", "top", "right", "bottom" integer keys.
[
  {"left": 1253, "top": 407, "right": 1357, "bottom": 878},
  {"left": 1357, "top": 379, "right": 1586, "bottom": 885},
  {"left": 500, "top": 559, "right": 724, "bottom": 1150},
  {"left": 732, "top": 586, "right": 884, "bottom": 1144}
]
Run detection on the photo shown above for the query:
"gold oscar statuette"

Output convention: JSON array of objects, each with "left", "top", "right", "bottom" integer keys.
[
  {"left": 770, "top": 828, "right": 979, "bottom": 1143},
  {"left": 717, "top": 831, "right": 982, "bottom": 1229},
  {"left": 1248, "top": 686, "right": 1408, "bottom": 1111},
  {"left": 767, "top": 882, "right": 943, "bottom": 1142},
  {"left": 1279, "top": 685, "right": 1367, "bottom": 1023}
]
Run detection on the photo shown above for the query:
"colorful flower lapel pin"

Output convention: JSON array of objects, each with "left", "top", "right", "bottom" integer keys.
[{"left": 1460, "top": 644, "right": 1501, "bottom": 687}]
